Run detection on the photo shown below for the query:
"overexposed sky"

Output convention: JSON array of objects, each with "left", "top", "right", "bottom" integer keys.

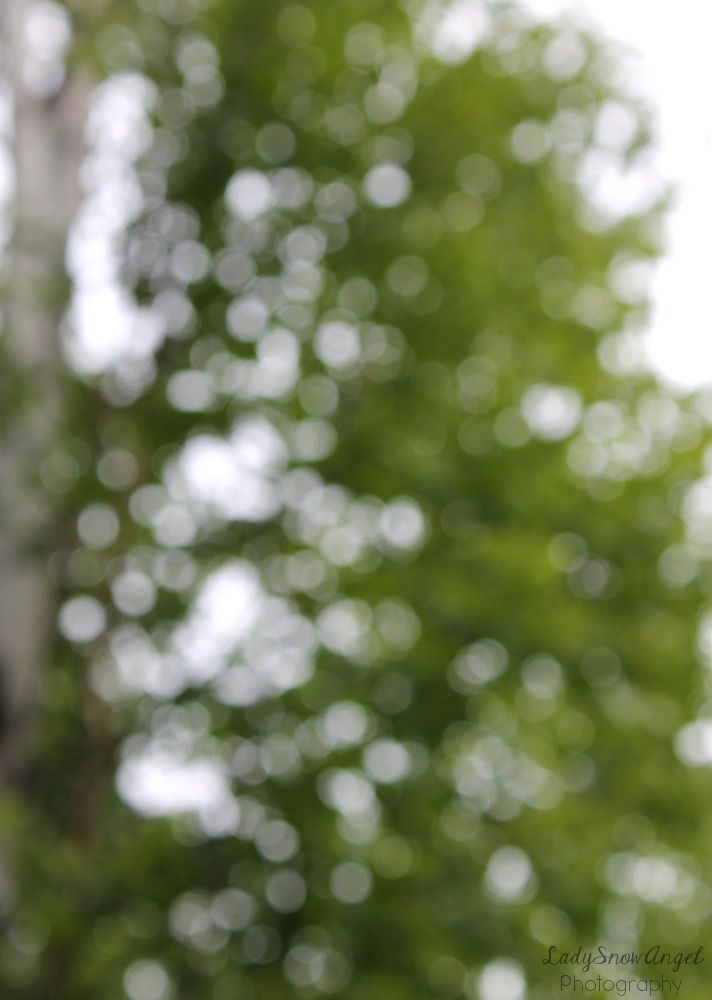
[{"left": 525, "top": 0, "right": 712, "bottom": 390}]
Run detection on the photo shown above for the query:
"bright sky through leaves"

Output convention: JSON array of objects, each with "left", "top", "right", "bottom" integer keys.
[{"left": 525, "top": 0, "right": 712, "bottom": 389}]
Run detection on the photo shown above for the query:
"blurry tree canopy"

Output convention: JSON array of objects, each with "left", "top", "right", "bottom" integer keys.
[{"left": 1, "top": 1, "right": 712, "bottom": 998}]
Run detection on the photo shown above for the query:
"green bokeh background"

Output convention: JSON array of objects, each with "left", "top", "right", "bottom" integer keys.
[{"left": 3, "top": 1, "right": 712, "bottom": 997}]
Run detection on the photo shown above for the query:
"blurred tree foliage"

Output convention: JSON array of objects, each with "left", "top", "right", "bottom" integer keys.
[{"left": 3, "top": 0, "right": 712, "bottom": 998}]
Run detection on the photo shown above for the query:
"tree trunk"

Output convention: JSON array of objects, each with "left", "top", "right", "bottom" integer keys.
[{"left": 0, "top": 0, "right": 88, "bottom": 787}]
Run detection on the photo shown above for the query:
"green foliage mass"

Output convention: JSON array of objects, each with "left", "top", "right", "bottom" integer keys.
[{"left": 4, "top": 1, "right": 712, "bottom": 998}]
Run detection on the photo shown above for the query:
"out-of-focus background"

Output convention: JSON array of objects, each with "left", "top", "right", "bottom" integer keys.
[
  {"left": 1, "top": 1, "right": 712, "bottom": 998},
  {"left": 526, "top": 0, "right": 712, "bottom": 390}
]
